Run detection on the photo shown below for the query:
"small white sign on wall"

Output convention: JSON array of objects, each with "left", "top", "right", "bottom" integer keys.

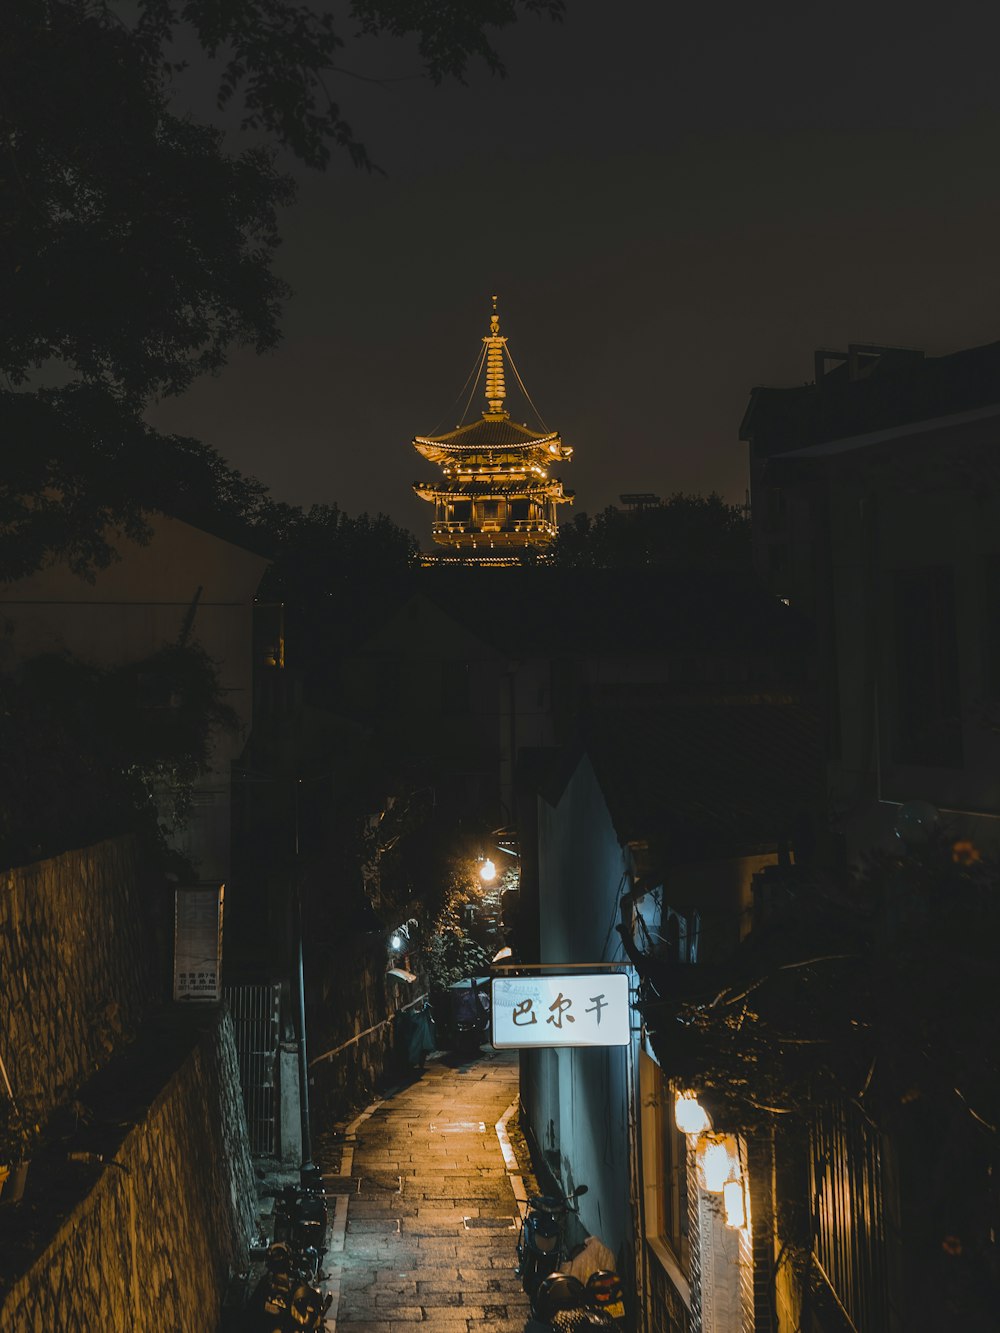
[
  {"left": 491, "top": 973, "right": 630, "bottom": 1048},
  {"left": 173, "top": 884, "right": 224, "bottom": 1002}
]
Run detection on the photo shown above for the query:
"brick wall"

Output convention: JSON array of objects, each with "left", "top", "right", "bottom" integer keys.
[
  {"left": 0, "top": 1010, "right": 256, "bottom": 1333},
  {"left": 0, "top": 838, "right": 255, "bottom": 1330},
  {"left": 309, "top": 934, "right": 411, "bottom": 1123},
  {"left": 0, "top": 838, "right": 159, "bottom": 1124}
]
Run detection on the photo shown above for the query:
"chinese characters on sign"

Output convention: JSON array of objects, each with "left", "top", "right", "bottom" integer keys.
[
  {"left": 491, "top": 973, "right": 630, "bottom": 1048},
  {"left": 173, "top": 884, "right": 224, "bottom": 1002}
]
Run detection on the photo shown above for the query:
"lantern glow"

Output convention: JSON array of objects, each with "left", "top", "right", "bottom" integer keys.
[
  {"left": 695, "top": 1134, "right": 740, "bottom": 1193},
  {"left": 723, "top": 1178, "right": 746, "bottom": 1229},
  {"left": 674, "top": 1090, "right": 713, "bottom": 1136}
]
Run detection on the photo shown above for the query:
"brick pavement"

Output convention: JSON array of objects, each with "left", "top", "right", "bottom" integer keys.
[{"left": 318, "top": 1048, "right": 537, "bottom": 1333}]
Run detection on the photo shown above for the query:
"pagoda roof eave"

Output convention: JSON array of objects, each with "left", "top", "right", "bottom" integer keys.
[
  {"left": 413, "top": 442, "right": 572, "bottom": 468},
  {"left": 413, "top": 479, "right": 573, "bottom": 501},
  {"left": 413, "top": 413, "right": 563, "bottom": 453}
]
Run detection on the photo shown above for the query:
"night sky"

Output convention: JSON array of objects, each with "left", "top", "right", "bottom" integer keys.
[{"left": 147, "top": 2, "right": 1000, "bottom": 542}]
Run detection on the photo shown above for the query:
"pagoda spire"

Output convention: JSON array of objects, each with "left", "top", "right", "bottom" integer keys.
[{"left": 483, "top": 294, "right": 508, "bottom": 417}]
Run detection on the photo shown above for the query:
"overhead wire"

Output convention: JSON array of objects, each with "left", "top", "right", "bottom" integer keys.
[
  {"left": 600, "top": 868, "right": 629, "bottom": 962},
  {"left": 425, "top": 343, "right": 487, "bottom": 436},
  {"left": 503, "top": 342, "right": 549, "bottom": 431}
]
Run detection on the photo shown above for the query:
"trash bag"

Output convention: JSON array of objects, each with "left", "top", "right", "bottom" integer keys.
[{"left": 397, "top": 1002, "right": 436, "bottom": 1069}]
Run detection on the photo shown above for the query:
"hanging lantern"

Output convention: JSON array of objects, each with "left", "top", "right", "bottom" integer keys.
[
  {"left": 723, "top": 1178, "right": 746, "bottom": 1229},
  {"left": 695, "top": 1134, "right": 740, "bottom": 1193},
  {"left": 674, "top": 1090, "right": 713, "bottom": 1136},
  {"left": 480, "top": 858, "right": 497, "bottom": 882}
]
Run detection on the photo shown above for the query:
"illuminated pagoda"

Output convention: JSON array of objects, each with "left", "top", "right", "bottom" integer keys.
[{"left": 412, "top": 299, "right": 573, "bottom": 563}]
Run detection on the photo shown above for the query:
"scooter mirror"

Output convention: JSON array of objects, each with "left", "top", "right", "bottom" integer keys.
[{"left": 573, "top": 1185, "right": 589, "bottom": 1198}]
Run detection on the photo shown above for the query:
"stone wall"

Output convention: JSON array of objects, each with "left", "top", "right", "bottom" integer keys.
[
  {"left": 309, "top": 933, "right": 416, "bottom": 1123},
  {"left": 0, "top": 837, "right": 158, "bottom": 1123},
  {"left": 0, "top": 1010, "right": 256, "bottom": 1333}
]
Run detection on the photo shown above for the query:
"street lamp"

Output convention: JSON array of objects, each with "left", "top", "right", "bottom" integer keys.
[{"left": 479, "top": 857, "right": 497, "bottom": 883}]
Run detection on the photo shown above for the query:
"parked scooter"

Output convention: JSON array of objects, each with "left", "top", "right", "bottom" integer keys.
[
  {"left": 532, "top": 1270, "right": 626, "bottom": 1329},
  {"left": 515, "top": 1183, "right": 588, "bottom": 1298},
  {"left": 248, "top": 1241, "right": 332, "bottom": 1332},
  {"left": 274, "top": 1180, "right": 328, "bottom": 1273}
]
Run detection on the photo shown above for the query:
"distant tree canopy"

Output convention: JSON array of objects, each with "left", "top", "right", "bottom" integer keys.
[
  {"left": 0, "top": 0, "right": 560, "bottom": 581},
  {"left": 259, "top": 502, "right": 419, "bottom": 603},
  {"left": 0, "top": 644, "right": 238, "bottom": 870},
  {"left": 553, "top": 493, "right": 751, "bottom": 571}
]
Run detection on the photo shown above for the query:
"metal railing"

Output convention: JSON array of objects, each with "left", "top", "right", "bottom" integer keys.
[{"left": 224, "top": 983, "right": 281, "bottom": 1156}]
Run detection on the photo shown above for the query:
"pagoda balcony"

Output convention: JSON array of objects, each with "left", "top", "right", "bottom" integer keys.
[{"left": 432, "top": 519, "right": 557, "bottom": 539}]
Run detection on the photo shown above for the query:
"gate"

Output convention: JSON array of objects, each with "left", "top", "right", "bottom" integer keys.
[{"left": 225, "top": 983, "right": 281, "bottom": 1156}]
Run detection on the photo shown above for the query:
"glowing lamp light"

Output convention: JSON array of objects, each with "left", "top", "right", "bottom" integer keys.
[
  {"left": 389, "top": 933, "right": 404, "bottom": 952},
  {"left": 695, "top": 1134, "right": 740, "bottom": 1194},
  {"left": 723, "top": 1179, "right": 746, "bottom": 1230},
  {"left": 479, "top": 858, "right": 497, "bottom": 883},
  {"left": 674, "top": 1090, "right": 713, "bottom": 1136}
]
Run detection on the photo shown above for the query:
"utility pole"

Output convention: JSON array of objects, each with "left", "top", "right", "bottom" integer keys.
[{"left": 292, "top": 778, "right": 315, "bottom": 1180}]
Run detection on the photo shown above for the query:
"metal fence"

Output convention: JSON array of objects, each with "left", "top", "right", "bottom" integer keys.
[
  {"left": 810, "top": 1099, "right": 891, "bottom": 1331},
  {"left": 224, "top": 983, "right": 281, "bottom": 1156}
]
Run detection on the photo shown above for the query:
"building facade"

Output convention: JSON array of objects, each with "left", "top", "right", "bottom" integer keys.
[{"left": 738, "top": 337, "right": 1000, "bottom": 1330}]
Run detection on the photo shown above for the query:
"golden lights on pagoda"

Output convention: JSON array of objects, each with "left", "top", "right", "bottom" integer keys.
[{"left": 411, "top": 299, "right": 574, "bottom": 564}]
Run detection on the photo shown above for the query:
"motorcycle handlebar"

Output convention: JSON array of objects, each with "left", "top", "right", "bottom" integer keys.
[{"left": 527, "top": 1184, "right": 588, "bottom": 1213}]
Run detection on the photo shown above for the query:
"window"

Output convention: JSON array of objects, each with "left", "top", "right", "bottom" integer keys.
[
  {"left": 640, "top": 1052, "right": 689, "bottom": 1273},
  {"left": 510, "top": 500, "right": 530, "bottom": 521},
  {"left": 449, "top": 500, "right": 471, "bottom": 522},
  {"left": 764, "top": 486, "right": 788, "bottom": 533},
  {"left": 370, "top": 657, "right": 401, "bottom": 707},
  {"left": 136, "top": 672, "right": 181, "bottom": 710},
  {"left": 892, "top": 566, "right": 963, "bottom": 767},
  {"left": 982, "top": 554, "right": 1000, "bottom": 700},
  {"left": 441, "top": 660, "right": 471, "bottom": 714}
]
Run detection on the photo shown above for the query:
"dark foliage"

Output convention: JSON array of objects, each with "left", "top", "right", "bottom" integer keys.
[
  {"left": 0, "top": 645, "right": 238, "bottom": 870},
  {"left": 554, "top": 492, "right": 751, "bottom": 571},
  {"left": 137, "top": 0, "right": 566, "bottom": 169},
  {"left": 1, "top": 2, "right": 293, "bottom": 402},
  {"left": 1, "top": 0, "right": 552, "bottom": 583},
  {"left": 640, "top": 835, "right": 1000, "bottom": 1139},
  {"left": 258, "top": 502, "right": 418, "bottom": 604},
  {"left": 0, "top": 387, "right": 274, "bottom": 582}
]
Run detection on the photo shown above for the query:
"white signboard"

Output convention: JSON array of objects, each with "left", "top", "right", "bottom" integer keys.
[
  {"left": 173, "top": 884, "right": 224, "bottom": 1002},
  {"left": 491, "top": 973, "right": 630, "bottom": 1048}
]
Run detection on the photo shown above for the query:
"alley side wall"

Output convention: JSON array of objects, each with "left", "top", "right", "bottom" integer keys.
[
  {"left": 522, "top": 755, "right": 636, "bottom": 1267},
  {"left": 0, "top": 837, "right": 159, "bottom": 1124},
  {"left": 0, "top": 1010, "right": 256, "bottom": 1333}
]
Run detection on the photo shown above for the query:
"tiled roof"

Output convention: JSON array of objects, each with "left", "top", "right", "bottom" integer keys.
[
  {"left": 414, "top": 416, "right": 559, "bottom": 451},
  {"left": 741, "top": 339, "right": 1000, "bottom": 457},
  {"left": 413, "top": 479, "right": 566, "bottom": 497}
]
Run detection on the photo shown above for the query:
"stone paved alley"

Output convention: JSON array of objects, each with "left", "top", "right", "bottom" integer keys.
[{"left": 319, "top": 1049, "right": 536, "bottom": 1333}]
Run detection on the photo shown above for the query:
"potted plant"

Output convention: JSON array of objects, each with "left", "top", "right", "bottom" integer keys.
[{"left": 0, "top": 1097, "right": 38, "bottom": 1203}]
